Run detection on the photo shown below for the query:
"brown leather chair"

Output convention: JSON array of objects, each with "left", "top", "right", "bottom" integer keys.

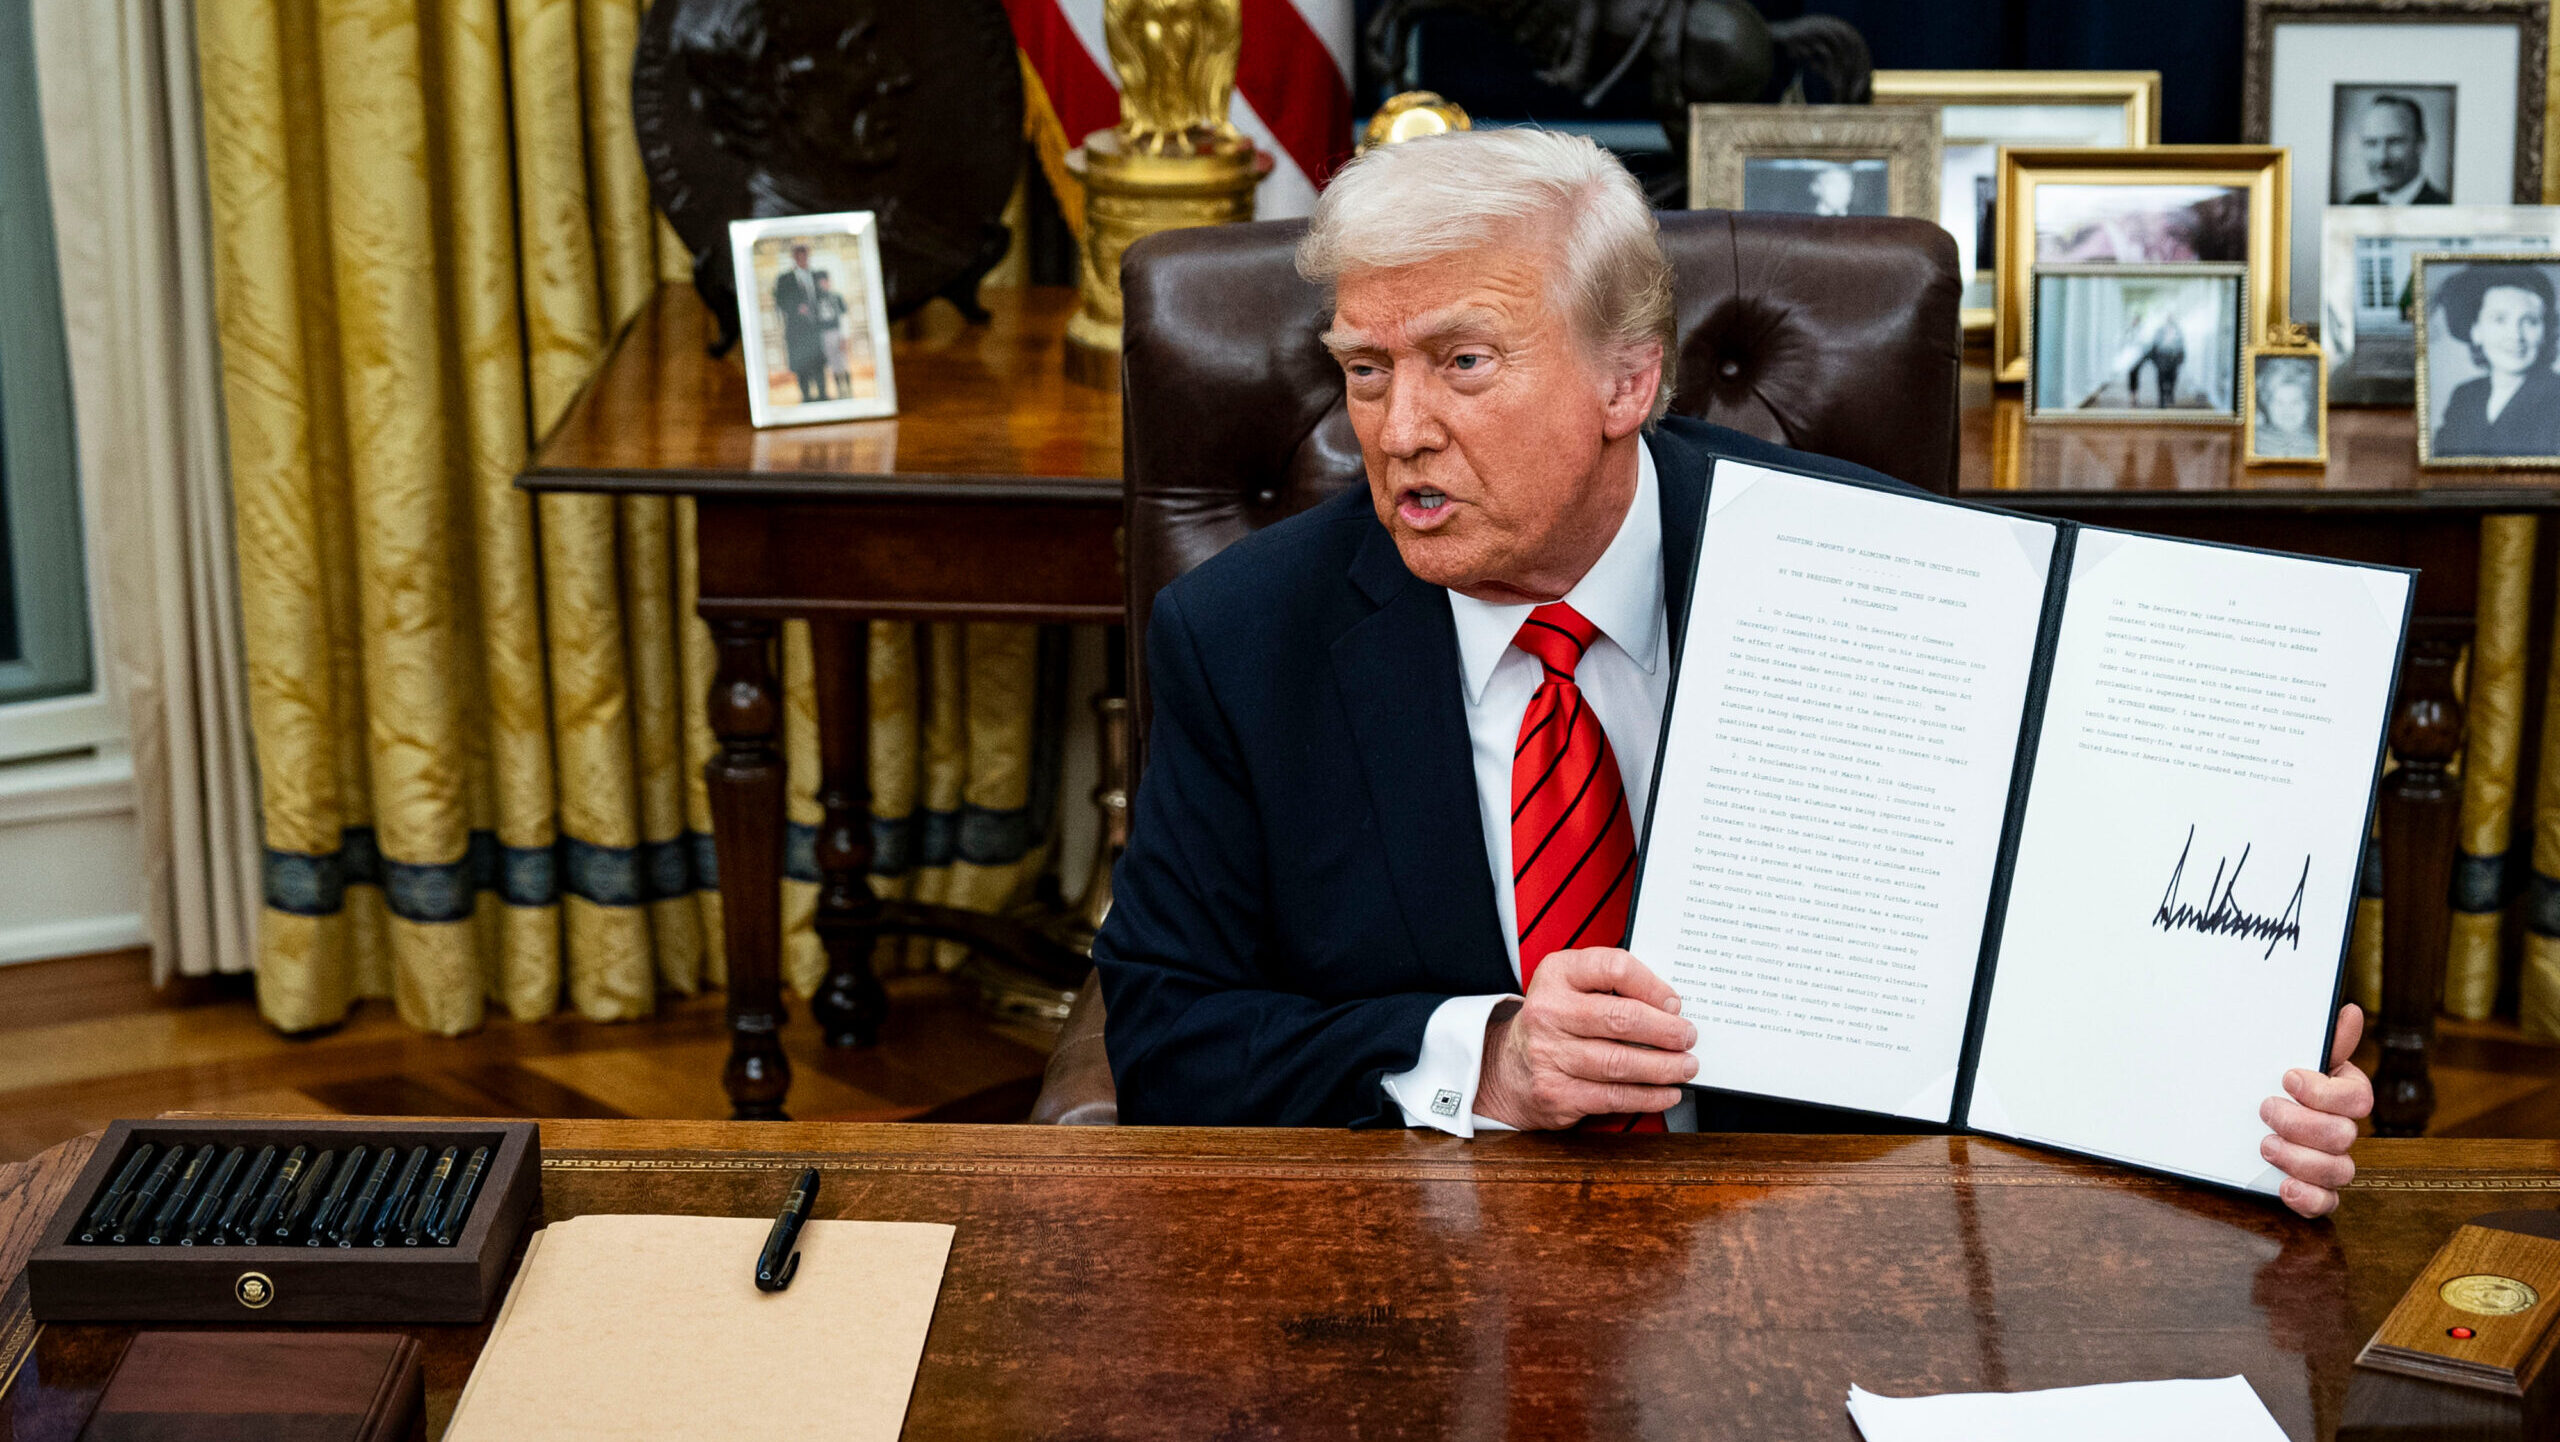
[{"left": 1027, "top": 210, "right": 1962, "bottom": 1126}]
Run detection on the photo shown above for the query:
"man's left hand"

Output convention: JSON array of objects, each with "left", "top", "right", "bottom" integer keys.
[{"left": 2260, "top": 1003, "right": 2373, "bottom": 1218}]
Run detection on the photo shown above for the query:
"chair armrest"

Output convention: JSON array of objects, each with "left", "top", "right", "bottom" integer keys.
[{"left": 1028, "top": 972, "right": 1118, "bottom": 1125}]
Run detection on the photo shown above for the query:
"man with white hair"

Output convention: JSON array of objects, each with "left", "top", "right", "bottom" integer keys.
[{"left": 1091, "top": 129, "right": 2370, "bottom": 1217}]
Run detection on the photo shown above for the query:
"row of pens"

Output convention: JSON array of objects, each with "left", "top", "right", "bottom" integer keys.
[{"left": 73, "top": 1142, "right": 492, "bottom": 1249}]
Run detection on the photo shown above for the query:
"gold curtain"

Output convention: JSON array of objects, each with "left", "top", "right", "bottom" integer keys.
[{"left": 197, "top": 0, "right": 1053, "bottom": 1035}]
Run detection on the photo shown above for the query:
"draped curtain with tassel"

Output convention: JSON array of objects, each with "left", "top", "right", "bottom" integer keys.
[{"left": 196, "top": 0, "right": 1050, "bottom": 1036}]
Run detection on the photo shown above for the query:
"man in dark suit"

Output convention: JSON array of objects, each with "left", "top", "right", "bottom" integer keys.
[
  {"left": 772, "top": 243, "right": 829, "bottom": 401},
  {"left": 2344, "top": 94, "right": 2450, "bottom": 205},
  {"left": 1092, "top": 129, "right": 2372, "bottom": 1218}
]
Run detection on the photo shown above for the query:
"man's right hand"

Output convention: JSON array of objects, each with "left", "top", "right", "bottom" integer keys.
[{"left": 1472, "top": 947, "right": 1697, "bottom": 1130}]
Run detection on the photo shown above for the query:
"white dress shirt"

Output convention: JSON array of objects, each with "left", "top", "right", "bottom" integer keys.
[
  {"left": 2376, "top": 173, "right": 2431, "bottom": 206},
  {"left": 1378, "top": 440, "right": 1698, "bottom": 1135}
]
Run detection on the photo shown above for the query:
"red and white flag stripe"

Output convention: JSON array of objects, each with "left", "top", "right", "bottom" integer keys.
[{"left": 1003, "top": 0, "right": 1355, "bottom": 220}]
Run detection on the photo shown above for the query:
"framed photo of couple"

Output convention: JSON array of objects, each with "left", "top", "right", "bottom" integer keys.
[
  {"left": 1872, "top": 70, "right": 2163, "bottom": 333},
  {"left": 2242, "top": 0, "right": 2551, "bottom": 327},
  {"left": 728, "top": 211, "right": 899, "bottom": 429}
]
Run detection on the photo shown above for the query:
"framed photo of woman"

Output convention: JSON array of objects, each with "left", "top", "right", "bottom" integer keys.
[
  {"left": 2243, "top": 339, "right": 2329, "bottom": 465},
  {"left": 727, "top": 211, "right": 899, "bottom": 428},
  {"left": 2413, "top": 252, "right": 2560, "bottom": 466}
]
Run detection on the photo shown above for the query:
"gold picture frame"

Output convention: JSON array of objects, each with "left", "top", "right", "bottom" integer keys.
[
  {"left": 2025, "top": 262, "right": 2251, "bottom": 423},
  {"left": 1993, "top": 146, "right": 2292, "bottom": 384},
  {"left": 1874, "top": 70, "right": 2164, "bottom": 333},
  {"left": 2412, "top": 250, "right": 2560, "bottom": 468},
  {"left": 1686, "top": 104, "right": 1939, "bottom": 222},
  {"left": 2242, "top": 330, "right": 2330, "bottom": 465}
]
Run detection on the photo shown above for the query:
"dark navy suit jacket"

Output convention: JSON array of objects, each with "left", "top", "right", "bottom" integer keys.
[{"left": 1094, "top": 416, "right": 1940, "bottom": 1130}]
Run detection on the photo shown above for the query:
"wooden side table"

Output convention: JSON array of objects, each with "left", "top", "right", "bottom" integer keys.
[
  {"left": 1956, "top": 367, "right": 2560, "bottom": 1134},
  {"left": 523, "top": 284, "right": 1120, "bottom": 1118}
]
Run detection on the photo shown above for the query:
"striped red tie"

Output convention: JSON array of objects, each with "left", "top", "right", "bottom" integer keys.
[{"left": 1510, "top": 602, "right": 1664, "bottom": 1133}]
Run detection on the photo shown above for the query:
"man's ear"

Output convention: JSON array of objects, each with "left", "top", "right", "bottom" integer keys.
[{"left": 1601, "top": 343, "right": 1664, "bottom": 440}]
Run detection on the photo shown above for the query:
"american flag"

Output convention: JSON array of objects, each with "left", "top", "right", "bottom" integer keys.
[{"left": 1003, "top": 0, "right": 1356, "bottom": 228}]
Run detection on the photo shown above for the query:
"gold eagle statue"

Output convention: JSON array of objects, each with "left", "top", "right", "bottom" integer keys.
[{"left": 1103, "top": 0, "right": 1246, "bottom": 155}]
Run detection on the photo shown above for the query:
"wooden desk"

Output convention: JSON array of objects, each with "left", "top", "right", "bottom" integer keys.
[
  {"left": 1956, "top": 367, "right": 2560, "bottom": 1137},
  {"left": 522, "top": 286, "right": 1120, "bottom": 1120},
  {"left": 3, "top": 1122, "right": 2556, "bottom": 1439}
]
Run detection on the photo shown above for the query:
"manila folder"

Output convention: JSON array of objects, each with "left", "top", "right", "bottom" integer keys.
[{"left": 444, "top": 1213, "right": 955, "bottom": 1441}]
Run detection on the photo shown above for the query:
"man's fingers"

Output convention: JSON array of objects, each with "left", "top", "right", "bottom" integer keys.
[
  {"left": 1560, "top": 1080, "right": 1686, "bottom": 1119},
  {"left": 2261, "top": 1095, "right": 2358, "bottom": 1154},
  {"left": 1549, "top": 948, "right": 1680, "bottom": 1012},
  {"left": 2331, "top": 1004, "right": 2364, "bottom": 1069},
  {"left": 1546, "top": 989, "right": 1696, "bottom": 1054},
  {"left": 2261, "top": 1132, "right": 2355, "bottom": 1192},
  {"left": 2277, "top": 1177, "right": 2341, "bottom": 1219},
  {"left": 2284, "top": 1060, "right": 2375, "bottom": 1121},
  {"left": 1553, "top": 1036, "right": 1698, "bottom": 1088}
]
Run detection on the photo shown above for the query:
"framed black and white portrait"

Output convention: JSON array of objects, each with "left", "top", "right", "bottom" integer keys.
[
  {"left": 2244, "top": 0, "right": 2550, "bottom": 324},
  {"left": 2243, "top": 343, "right": 2329, "bottom": 464},
  {"left": 727, "top": 211, "right": 899, "bottom": 428},
  {"left": 2328, "top": 85, "right": 2456, "bottom": 205},
  {"left": 2027, "top": 263, "right": 2249, "bottom": 423},
  {"left": 2319, "top": 204, "right": 2560, "bottom": 403},
  {"left": 1741, "top": 157, "right": 1890, "bottom": 217},
  {"left": 1874, "top": 70, "right": 2163, "bottom": 332},
  {"left": 1688, "top": 104, "right": 1938, "bottom": 224},
  {"left": 2413, "top": 252, "right": 2560, "bottom": 466}
]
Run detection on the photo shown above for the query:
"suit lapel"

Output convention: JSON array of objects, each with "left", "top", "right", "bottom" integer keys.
[
  {"left": 1333, "top": 523, "right": 1516, "bottom": 996},
  {"left": 1648, "top": 427, "right": 1708, "bottom": 654}
]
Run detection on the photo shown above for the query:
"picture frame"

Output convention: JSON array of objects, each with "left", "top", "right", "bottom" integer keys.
[
  {"left": 2243, "top": 332, "right": 2331, "bottom": 465},
  {"left": 2026, "top": 262, "right": 2250, "bottom": 424},
  {"left": 2243, "top": 0, "right": 2550, "bottom": 326},
  {"left": 2412, "top": 250, "right": 2560, "bottom": 467},
  {"left": 1687, "top": 104, "right": 1939, "bottom": 223},
  {"left": 1873, "top": 70, "right": 2164, "bottom": 332},
  {"left": 2320, "top": 204, "right": 2560, "bottom": 404},
  {"left": 1994, "top": 146, "right": 2292, "bottom": 385},
  {"left": 727, "top": 211, "right": 898, "bottom": 428}
]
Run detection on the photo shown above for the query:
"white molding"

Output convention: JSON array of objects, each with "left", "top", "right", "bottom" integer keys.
[
  {"left": 0, "top": 746, "right": 134, "bottom": 826},
  {"left": 0, "top": 911, "right": 145, "bottom": 965}
]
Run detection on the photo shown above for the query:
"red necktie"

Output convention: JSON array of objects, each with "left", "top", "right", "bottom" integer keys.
[{"left": 1509, "top": 602, "right": 1664, "bottom": 1132}]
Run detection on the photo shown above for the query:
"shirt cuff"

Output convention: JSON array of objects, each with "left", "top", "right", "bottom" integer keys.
[{"left": 1382, "top": 994, "right": 1519, "bottom": 1137}]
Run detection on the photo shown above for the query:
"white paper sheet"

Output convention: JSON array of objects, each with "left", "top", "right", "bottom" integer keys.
[
  {"left": 1970, "top": 531, "right": 2409, "bottom": 1189},
  {"left": 1846, "top": 1376, "right": 2290, "bottom": 1442},
  {"left": 1628, "top": 463, "right": 2055, "bottom": 1120}
]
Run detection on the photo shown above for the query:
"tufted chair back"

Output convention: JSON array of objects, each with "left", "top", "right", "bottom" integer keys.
[{"left": 1117, "top": 210, "right": 1962, "bottom": 756}]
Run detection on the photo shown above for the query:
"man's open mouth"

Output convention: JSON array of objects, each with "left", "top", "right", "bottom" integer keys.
[{"left": 1404, "top": 487, "right": 1448, "bottom": 512}]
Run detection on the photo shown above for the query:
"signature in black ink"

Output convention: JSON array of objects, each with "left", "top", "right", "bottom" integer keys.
[{"left": 2151, "top": 824, "right": 2308, "bottom": 960}]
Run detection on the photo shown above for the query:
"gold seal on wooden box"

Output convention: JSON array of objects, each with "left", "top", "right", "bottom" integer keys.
[{"left": 2443, "top": 1274, "right": 2543, "bottom": 1317}]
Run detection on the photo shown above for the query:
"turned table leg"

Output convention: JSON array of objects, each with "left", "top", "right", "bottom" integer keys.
[
  {"left": 2373, "top": 619, "right": 2469, "bottom": 1137},
  {"left": 809, "top": 617, "right": 889, "bottom": 1048},
  {"left": 707, "top": 618, "right": 792, "bottom": 1120}
]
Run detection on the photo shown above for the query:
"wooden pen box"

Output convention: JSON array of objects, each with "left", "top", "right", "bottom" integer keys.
[{"left": 26, "top": 1118, "right": 540, "bottom": 1324}]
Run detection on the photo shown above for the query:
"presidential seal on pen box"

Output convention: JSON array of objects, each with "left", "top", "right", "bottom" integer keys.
[
  {"left": 25, "top": 1118, "right": 540, "bottom": 1324},
  {"left": 2342, "top": 1211, "right": 2560, "bottom": 1440}
]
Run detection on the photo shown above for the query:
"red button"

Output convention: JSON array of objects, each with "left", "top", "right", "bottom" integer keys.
[{"left": 2449, "top": 1326, "right": 2476, "bottom": 1340}]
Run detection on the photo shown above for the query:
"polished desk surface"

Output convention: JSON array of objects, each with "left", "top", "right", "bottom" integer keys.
[
  {"left": 524, "top": 284, "right": 1120, "bottom": 500},
  {"left": 1, "top": 1122, "right": 2555, "bottom": 1439}
]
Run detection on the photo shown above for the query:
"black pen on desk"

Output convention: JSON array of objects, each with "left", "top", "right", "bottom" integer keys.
[
  {"left": 244, "top": 1145, "right": 306, "bottom": 1243},
  {"left": 368, "top": 1146, "right": 428, "bottom": 1246},
  {"left": 145, "top": 1145, "right": 213, "bottom": 1245},
  {"left": 305, "top": 1145, "right": 366, "bottom": 1246},
  {"left": 214, "top": 1145, "right": 278, "bottom": 1245},
  {"left": 277, "top": 1148, "right": 336, "bottom": 1243},
  {"left": 178, "top": 1146, "right": 246, "bottom": 1245},
  {"left": 430, "top": 1146, "right": 490, "bottom": 1246},
  {"left": 755, "top": 1167, "right": 821, "bottom": 1292},
  {"left": 110, "top": 1146, "right": 182, "bottom": 1244},
  {"left": 335, "top": 1148, "right": 398, "bottom": 1247},
  {"left": 80, "top": 1144, "right": 153, "bottom": 1243},
  {"left": 403, "top": 1147, "right": 457, "bottom": 1245}
]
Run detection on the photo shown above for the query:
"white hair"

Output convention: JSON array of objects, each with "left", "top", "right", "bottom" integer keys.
[{"left": 1296, "top": 128, "right": 1677, "bottom": 423}]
